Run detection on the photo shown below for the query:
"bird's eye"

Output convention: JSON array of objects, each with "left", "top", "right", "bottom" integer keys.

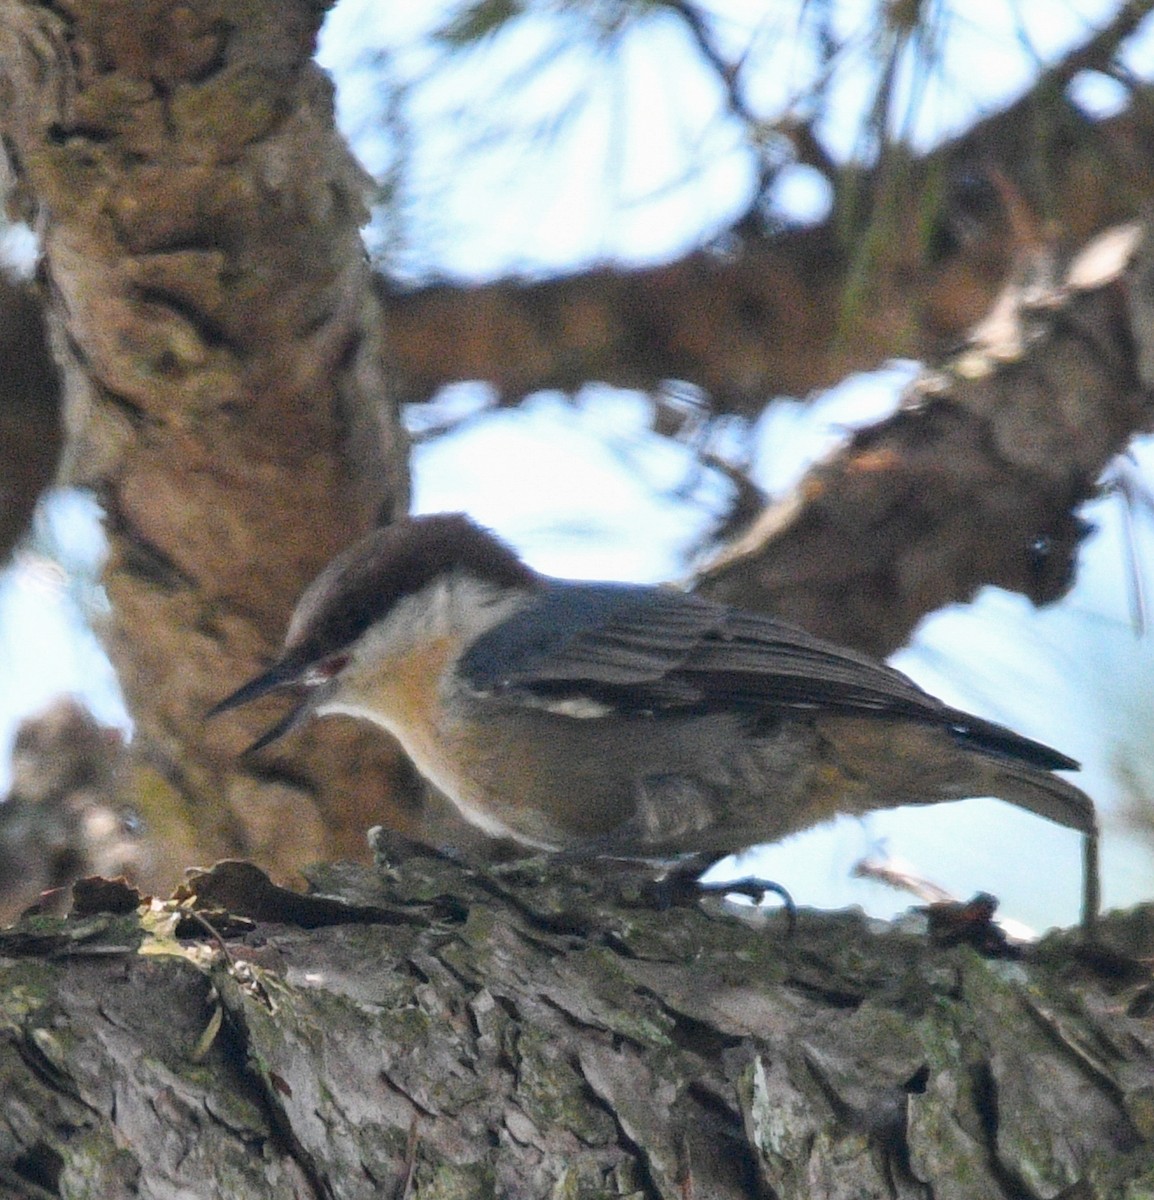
[{"left": 305, "top": 654, "right": 349, "bottom": 685}]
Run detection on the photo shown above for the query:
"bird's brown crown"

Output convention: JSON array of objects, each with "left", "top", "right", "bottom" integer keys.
[{"left": 282, "top": 513, "right": 538, "bottom": 670}]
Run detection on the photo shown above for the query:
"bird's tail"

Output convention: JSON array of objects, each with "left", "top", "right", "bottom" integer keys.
[
  {"left": 983, "top": 760, "right": 1099, "bottom": 933},
  {"left": 984, "top": 760, "right": 1096, "bottom": 835}
]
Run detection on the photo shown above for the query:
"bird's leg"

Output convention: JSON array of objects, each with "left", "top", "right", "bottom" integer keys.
[{"left": 642, "top": 856, "right": 797, "bottom": 932}]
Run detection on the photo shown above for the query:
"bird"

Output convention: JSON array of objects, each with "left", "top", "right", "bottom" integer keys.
[{"left": 210, "top": 512, "right": 1098, "bottom": 920}]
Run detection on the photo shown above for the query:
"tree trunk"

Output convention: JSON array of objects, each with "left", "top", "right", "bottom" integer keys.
[
  {"left": 1, "top": 7, "right": 1152, "bottom": 1194},
  {"left": 0, "top": 857, "right": 1151, "bottom": 1200},
  {"left": 0, "top": 272, "right": 59, "bottom": 562},
  {"left": 0, "top": 0, "right": 420, "bottom": 887}
]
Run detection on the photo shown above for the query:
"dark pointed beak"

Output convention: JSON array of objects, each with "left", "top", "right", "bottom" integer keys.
[
  {"left": 207, "top": 660, "right": 313, "bottom": 755},
  {"left": 207, "top": 660, "right": 302, "bottom": 720},
  {"left": 243, "top": 699, "right": 313, "bottom": 754}
]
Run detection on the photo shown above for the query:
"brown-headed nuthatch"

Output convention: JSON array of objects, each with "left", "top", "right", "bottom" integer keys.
[{"left": 211, "top": 513, "right": 1098, "bottom": 919}]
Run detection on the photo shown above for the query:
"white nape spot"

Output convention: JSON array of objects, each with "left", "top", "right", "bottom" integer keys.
[{"left": 343, "top": 575, "right": 529, "bottom": 669}]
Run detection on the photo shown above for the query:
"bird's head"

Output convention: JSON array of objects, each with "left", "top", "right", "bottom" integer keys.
[{"left": 208, "top": 513, "right": 538, "bottom": 751}]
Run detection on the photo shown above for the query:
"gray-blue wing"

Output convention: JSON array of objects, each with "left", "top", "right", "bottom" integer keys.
[{"left": 458, "top": 582, "right": 1078, "bottom": 773}]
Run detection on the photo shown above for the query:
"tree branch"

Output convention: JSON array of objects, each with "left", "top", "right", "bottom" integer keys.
[
  {"left": 696, "top": 224, "right": 1152, "bottom": 655},
  {"left": 380, "top": 4, "right": 1154, "bottom": 410},
  {"left": 0, "top": 860, "right": 1150, "bottom": 1199}
]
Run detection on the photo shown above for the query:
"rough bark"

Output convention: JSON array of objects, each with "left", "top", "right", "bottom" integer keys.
[
  {"left": 0, "top": 0, "right": 416, "bottom": 887},
  {"left": 0, "top": 858, "right": 1151, "bottom": 1200},
  {"left": 1, "top": 13, "right": 1151, "bottom": 1196}
]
